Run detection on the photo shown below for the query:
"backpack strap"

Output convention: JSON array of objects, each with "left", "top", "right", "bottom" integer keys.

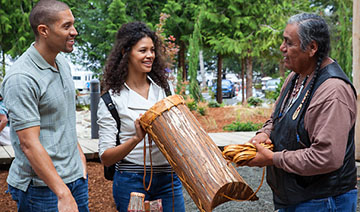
[
  {"left": 101, "top": 91, "right": 120, "bottom": 146},
  {"left": 165, "top": 86, "right": 171, "bottom": 97}
]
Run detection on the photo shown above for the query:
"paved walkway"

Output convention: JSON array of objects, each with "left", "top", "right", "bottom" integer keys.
[
  {"left": 0, "top": 131, "right": 256, "bottom": 164},
  {"left": 2, "top": 131, "right": 360, "bottom": 177}
]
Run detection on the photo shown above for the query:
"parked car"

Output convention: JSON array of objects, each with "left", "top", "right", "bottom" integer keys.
[
  {"left": 263, "top": 78, "right": 280, "bottom": 92},
  {"left": 212, "top": 79, "right": 236, "bottom": 98}
]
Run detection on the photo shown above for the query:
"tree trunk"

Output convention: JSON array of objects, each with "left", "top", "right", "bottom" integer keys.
[
  {"left": 199, "top": 50, "right": 206, "bottom": 89},
  {"left": 279, "top": 60, "right": 285, "bottom": 78},
  {"left": 241, "top": 58, "right": 246, "bottom": 104},
  {"left": 178, "top": 40, "right": 187, "bottom": 81},
  {"left": 353, "top": 0, "right": 360, "bottom": 160},
  {"left": 246, "top": 56, "right": 253, "bottom": 100},
  {"left": 216, "top": 54, "right": 223, "bottom": 104}
]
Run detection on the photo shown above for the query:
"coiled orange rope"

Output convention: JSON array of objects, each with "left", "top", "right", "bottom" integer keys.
[{"left": 221, "top": 142, "right": 274, "bottom": 201}]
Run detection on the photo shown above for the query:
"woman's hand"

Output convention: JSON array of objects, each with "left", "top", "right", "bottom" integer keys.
[{"left": 133, "top": 117, "right": 146, "bottom": 143}]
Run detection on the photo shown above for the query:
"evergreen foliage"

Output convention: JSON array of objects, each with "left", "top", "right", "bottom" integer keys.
[
  {"left": 0, "top": 0, "right": 35, "bottom": 79},
  {"left": 0, "top": 0, "right": 355, "bottom": 87},
  {"left": 188, "top": 17, "right": 202, "bottom": 102}
]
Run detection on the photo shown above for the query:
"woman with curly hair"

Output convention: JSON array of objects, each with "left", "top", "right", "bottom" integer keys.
[{"left": 97, "top": 22, "right": 185, "bottom": 212}]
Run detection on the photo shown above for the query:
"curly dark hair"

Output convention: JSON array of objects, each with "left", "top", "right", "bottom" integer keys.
[{"left": 101, "top": 22, "right": 169, "bottom": 94}]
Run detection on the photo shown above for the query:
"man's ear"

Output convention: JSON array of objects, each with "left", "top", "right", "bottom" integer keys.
[
  {"left": 37, "top": 24, "right": 49, "bottom": 38},
  {"left": 308, "top": 40, "right": 318, "bottom": 57}
]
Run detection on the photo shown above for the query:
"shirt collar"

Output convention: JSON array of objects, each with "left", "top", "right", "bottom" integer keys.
[
  {"left": 27, "top": 43, "right": 60, "bottom": 73},
  {"left": 123, "top": 75, "right": 161, "bottom": 90}
]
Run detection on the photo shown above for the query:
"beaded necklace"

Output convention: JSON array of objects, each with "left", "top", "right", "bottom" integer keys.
[{"left": 280, "top": 74, "right": 309, "bottom": 117}]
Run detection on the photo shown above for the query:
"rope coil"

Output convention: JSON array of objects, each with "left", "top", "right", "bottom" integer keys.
[
  {"left": 222, "top": 143, "right": 274, "bottom": 166},
  {"left": 221, "top": 142, "right": 274, "bottom": 202}
]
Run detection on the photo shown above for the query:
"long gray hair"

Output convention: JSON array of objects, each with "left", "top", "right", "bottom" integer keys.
[{"left": 288, "top": 13, "right": 330, "bottom": 60}]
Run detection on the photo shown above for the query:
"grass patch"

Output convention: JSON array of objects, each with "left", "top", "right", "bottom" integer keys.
[
  {"left": 202, "top": 117, "right": 218, "bottom": 131},
  {"left": 223, "top": 121, "right": 263, "bottom": 131},
  {"left": 234, "top": 106, "right": 272, "bottom": 123}
]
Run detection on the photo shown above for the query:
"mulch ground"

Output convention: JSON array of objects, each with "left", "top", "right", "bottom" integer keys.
[{"left": 0, "top": 161, "right": 117, "bottom": 212}]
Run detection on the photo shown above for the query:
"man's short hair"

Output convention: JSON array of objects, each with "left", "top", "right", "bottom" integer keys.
[{"left": 29, "top": 0, "right": 70, "bottom": 36}]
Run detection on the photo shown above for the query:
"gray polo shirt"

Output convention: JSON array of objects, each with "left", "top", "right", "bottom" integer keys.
[{"left": 1, "top": 44, "right": 83, "bottom": 191}]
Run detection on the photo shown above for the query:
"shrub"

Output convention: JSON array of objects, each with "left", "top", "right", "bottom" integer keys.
[
  {"left": 208, "top": 89, "right": 215, "bottom": 99},
  {"left": 247, "top": 97, "right": 263, "bottom": 107},
  {"left": 197, "top": 101, "right": 208, "bottom": 116},
  {"left": 185, "top": 97, "right": 197, "bottom": 111},
  {"left": 254, "top": 83, "right": 262, "bottom": 89},
  {"left": 265, "top": 90, "right": 278, "bottom": 102},
  {"left": 76, "top": 103, "right": 90, "bottom": 111},
  {"left": 223, "top": 121, "right": 263, "bottom": 132},
  {"left": 208, "top": 101, "right": 221, "bottom": 108}
]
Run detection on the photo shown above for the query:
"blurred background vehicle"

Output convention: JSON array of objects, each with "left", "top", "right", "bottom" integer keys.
[
  {"left": 72, "top": 70, "right": 96, "bottom": 92},
  {"left": 212, "top": 79, "right": 236, "bottom": 98},
  {"left": 262, "top": 78, "right": 280, "bottom": 92}
]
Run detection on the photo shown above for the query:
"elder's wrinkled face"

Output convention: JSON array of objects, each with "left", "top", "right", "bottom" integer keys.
[{"left": 279, "top": 23, "right": 313, "bottom": 74}]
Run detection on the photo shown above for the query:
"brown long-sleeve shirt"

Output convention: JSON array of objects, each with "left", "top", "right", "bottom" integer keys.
[{"left": 259, "top": 71, "right": 357, "bottom": 176}]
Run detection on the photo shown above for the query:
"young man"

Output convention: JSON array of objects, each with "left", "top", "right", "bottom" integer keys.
[{"left": 1, "top": 0, "right": 89, "bottom": 211}]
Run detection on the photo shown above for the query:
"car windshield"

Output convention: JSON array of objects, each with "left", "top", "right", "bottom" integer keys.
[{"left": 222, "top": 80, "right": 231, "bottom": 86}]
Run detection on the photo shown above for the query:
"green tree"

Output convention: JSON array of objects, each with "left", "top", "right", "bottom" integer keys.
[
  {"left": 69, "top": 0, "right": 166, "bottom": 73},
  {"left": 200, "top": 0, "right": 264, "bottom": 103},
  {"left": 161, "top": 0, "right": 200, "bottom": 81},
  {"left": 0, "top": 0, "right": 35, "bottom": 79},
  {"left": 327, "top": 0, "right": 353, "bottom": 81},
  {"left": 188, "top": 18, "right": 202, "bottom": 102},
  {"left": 68, "top": 0, "right": 127, "bottom": 73}
]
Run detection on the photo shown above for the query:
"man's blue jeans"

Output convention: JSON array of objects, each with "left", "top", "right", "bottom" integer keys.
[
  {"left": 113, "top": 171, "right": 185, "bottom": 212},
  {"left": 8, "top": 177, "right": 89, "bottom": 212},
  {"left": 278, "top": 189, "right": 357, "bottom": 212}
]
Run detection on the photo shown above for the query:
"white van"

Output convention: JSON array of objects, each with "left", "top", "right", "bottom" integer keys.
[{"left": 71, "top": 70, "right": 95, "bottom": 92}]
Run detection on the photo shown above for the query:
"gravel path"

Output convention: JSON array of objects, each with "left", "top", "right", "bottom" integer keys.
[
  {"left": 183, "top": 166, "right": 273, "bottom": 212},
  {"left": 182, "top": 166, "right": 360, "bottom": 212}
]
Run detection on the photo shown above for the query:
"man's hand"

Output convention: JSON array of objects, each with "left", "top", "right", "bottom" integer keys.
[
  {"left": 58, "top": 192, "right": 79, "bottom": 212},
  {"left": 246, "top": 142, "right": 274, "bottom": 167}
]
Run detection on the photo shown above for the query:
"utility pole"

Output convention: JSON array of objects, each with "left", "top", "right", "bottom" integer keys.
[{"left": 353, "top": 0, "right": 360, "bottom": 160}]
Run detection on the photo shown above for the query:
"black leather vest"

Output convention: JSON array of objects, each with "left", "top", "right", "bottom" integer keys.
[{"left": 267, "top": 62, "right": 357, "bottom": 209}]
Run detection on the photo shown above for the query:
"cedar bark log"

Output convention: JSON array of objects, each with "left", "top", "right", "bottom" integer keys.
[{"left": 140, "top": 95, "right": 257, "bottom": 212}]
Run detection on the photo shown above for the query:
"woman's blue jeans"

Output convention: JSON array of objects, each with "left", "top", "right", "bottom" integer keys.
[
  {"left": 8, "top": 177, "right": 89, "bottom": 212},
  {"left": 113, "top": 171, "right": 185, "bottom": 212},
  {"left": 278, "top": 189, "right": 357, "bottom": 212}
]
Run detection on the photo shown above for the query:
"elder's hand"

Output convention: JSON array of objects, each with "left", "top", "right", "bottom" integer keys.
[
  {"left": 246, "top": 142, "right": 274, "bottom": 167},
  {"left": 248, "top": 132, "right": 272, "bottom": 145}
]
